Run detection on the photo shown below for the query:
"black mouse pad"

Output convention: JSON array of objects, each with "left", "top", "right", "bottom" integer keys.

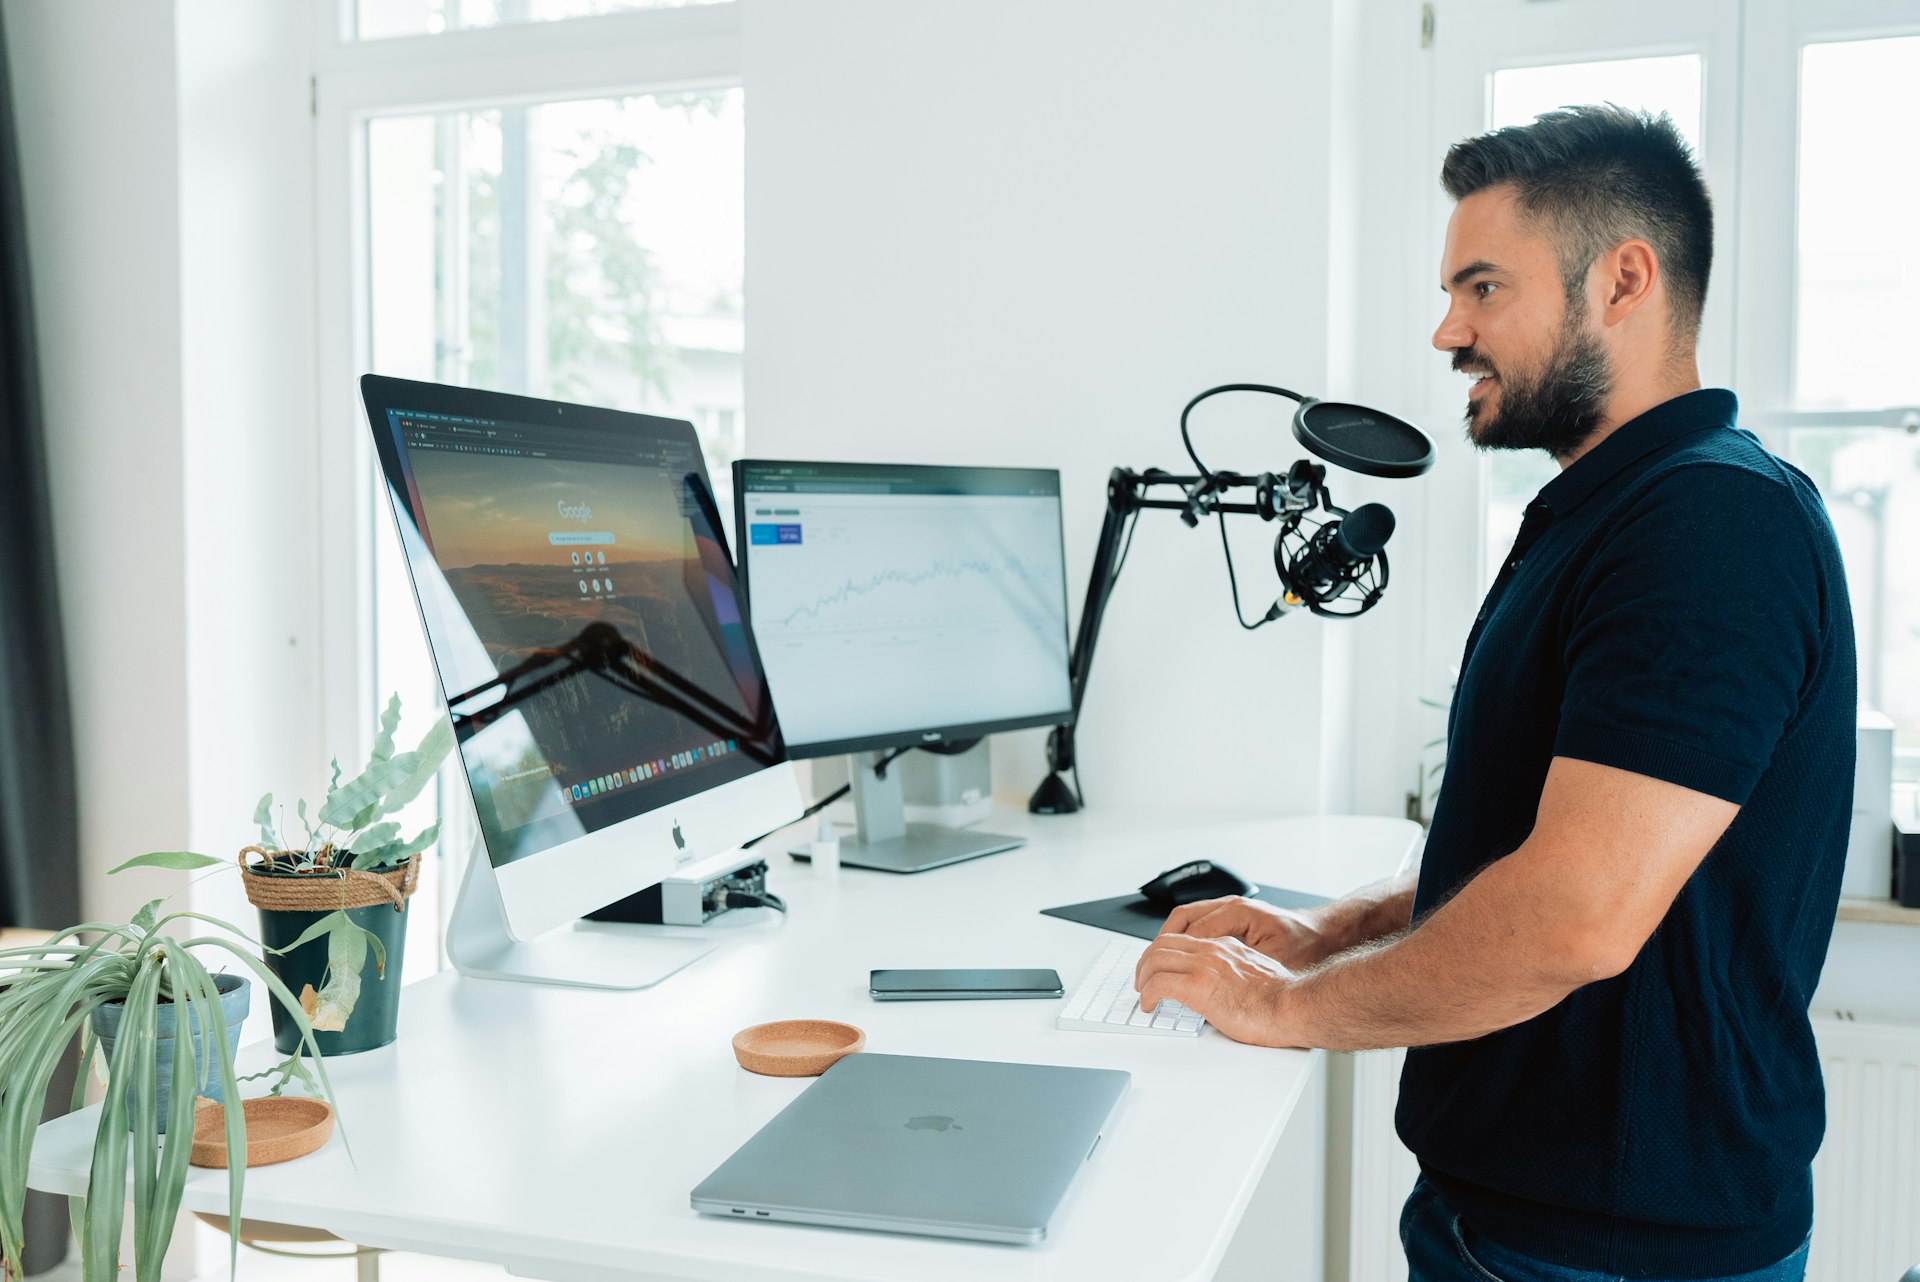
[{"left": 1040, "top": 884, "right": 1332, "bottom": 941}]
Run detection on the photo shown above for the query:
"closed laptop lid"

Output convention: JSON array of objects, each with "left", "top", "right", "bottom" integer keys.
[{"left": 691, "top": 1053, "right": 1129, "bottom": 1243}]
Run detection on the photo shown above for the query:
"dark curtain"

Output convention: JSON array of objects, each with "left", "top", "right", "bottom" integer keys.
[
  {"left": 0, "top": 10, "right": 82, "bottom": 1275},
  {"left": 0, "top": 10, "right": 80, "bottom": 932}
]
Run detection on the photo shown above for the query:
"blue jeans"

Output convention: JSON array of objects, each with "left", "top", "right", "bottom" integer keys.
[{"left": 1401, "top": 1178, "right": 1810, "bottom": 1282}]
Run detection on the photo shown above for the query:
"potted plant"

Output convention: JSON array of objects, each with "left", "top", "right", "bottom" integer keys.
[
  {"left": 0, "top": 890, "right": 338, "bottom": 1282},
  {"left": 214, "top": 694, "right": 452, "bottom": 1056}
]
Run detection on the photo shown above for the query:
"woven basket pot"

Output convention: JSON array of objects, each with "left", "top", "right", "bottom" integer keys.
[{"left": 240, "top": 845, "right": 419, "bottom": 1057}]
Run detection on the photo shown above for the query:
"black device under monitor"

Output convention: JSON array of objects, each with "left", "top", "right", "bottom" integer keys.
[{"left": 734, "top": 460, "right": 1074, "bottom": 873}]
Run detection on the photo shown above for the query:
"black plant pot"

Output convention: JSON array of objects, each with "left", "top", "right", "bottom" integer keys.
[{"left": 249, "top": 866, "right": 413, "bottom": 1057}]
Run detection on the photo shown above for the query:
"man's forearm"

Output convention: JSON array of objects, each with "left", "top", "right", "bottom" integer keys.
[
  {"left": 1277, "top": 853, "right": 1606, "bottom": 1051},
  {"left": 1297, "top": 872, "right": 1417, "bottom": 965}
]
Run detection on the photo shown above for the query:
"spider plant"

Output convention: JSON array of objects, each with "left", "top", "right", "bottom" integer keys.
[{"left": 0, "top": 890, "right": 342, "bottom": 1282}]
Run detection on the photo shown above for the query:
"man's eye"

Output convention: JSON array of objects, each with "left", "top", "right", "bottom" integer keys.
[{"left": 1475, "top": 281, "right": 1498, "bottom": 298}]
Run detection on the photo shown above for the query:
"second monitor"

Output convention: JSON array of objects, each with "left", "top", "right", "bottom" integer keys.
[{"left": 734, "top": 460, "right": 1074, "bottom": 872}]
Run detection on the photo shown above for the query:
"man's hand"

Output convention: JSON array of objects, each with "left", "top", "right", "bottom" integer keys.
[
  {"left": 1154, "top": 896, "right": 1328, "bottom": 969},
  {"left": 1133, "top": 933, "right": 1304, "bottom": 1047}
]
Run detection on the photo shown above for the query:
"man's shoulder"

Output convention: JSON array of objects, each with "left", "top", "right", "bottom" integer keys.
[{"left": 1622, "top": 425, "right": 1824, "bottom": 525}]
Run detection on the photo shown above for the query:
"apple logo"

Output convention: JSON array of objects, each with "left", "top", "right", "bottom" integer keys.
[
  {"left": 905, "top": 1115, "right": 961, "bottom": 1132},
  {"left": 671, "top": 822, "right": 686, "bottom": 850}
]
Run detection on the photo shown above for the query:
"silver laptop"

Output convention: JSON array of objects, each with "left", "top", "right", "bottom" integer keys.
[{"left": 691, "top": 1053, "right": 1129, "bottom": 1244}]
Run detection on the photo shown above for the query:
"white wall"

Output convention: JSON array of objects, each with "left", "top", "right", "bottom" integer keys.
[
  {"left": 744, "top": 0, "right": 1383, "bottom": 818},
  {"left": 175, "top": 0, "right": 326, "bottom": 939},
  {"left": 3, "top": 0, "right": 193, "bottom": 925}
]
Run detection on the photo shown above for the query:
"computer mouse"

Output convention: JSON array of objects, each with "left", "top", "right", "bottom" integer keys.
[{"left": 1138, "top": 860, "right": 1258, "bottom": 908}]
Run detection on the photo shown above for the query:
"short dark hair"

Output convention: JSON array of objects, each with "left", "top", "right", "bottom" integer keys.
[{"left": 1441, "top": 104, "right": 1713, "bottom": 340}]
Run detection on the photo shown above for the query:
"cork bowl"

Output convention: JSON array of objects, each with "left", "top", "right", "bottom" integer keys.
[
  {"left": 731, "top": 1020, "right": 866, "bottom": 1077},
  {"left": 189, "top": 1096, "right": 335, "bottom": 1168}
]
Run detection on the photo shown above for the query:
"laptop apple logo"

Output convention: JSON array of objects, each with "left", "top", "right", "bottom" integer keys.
[
  {"left": 905, "top": 1115, "right": 961, "bottom": 1132},
  {"left": 671, "top": 821, "right": 686, "bottom": 850}
]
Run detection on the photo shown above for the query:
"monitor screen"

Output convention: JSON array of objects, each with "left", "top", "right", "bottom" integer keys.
[
  {"left": 367, "top": 381, "right": 786, "bottom": 871},
  {"left": 734, "top": 460, "right": 1073, "bottom": 757}
]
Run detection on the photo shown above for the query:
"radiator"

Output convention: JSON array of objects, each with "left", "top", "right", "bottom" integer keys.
[
  {"left": 1811, "top": 1010, "right": 1920, "bottom": 1282},
  {"left": 1341, "top": 1019, "right": 1920, "bottom": 1282}
]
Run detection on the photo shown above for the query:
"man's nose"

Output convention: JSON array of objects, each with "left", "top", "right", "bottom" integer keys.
[{"left": 1432, "top": 305, "right": 1472, "bottom": 354}]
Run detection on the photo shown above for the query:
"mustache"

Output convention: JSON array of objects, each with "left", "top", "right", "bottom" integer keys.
[{"left": 1451, "top": 348, "right": 1496, "bottom": 376}]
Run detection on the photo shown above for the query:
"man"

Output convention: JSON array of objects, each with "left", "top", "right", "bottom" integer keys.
[{"left": 1136, "top": 105, "right": 1855, "bottom": 1281}]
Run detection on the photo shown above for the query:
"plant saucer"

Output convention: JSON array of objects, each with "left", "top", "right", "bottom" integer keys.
[
  {"left": 731, "top": 1020, "right": 866, "bottom": 1077},
  {"left": 189, "top": 1096, "right": 335, "bottom": 1168}
]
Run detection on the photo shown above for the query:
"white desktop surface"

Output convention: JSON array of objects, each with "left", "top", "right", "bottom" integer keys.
[{"left": 30, "top": 809, "right": 1417, "bottom": 1282}]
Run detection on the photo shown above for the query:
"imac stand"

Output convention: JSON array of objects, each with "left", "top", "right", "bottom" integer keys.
[
  {"left": 446, "top": 840, "right": 715, "bottom": 989},
  {"left": 792, "top": 749, "right": 1025, "bottom": 874}
]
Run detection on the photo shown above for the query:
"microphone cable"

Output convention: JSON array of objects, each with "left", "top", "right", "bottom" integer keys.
[{"left": 1179, "top": 384, "right": 1305, "bottom": 632}]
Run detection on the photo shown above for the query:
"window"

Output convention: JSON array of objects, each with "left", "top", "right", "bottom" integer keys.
[
  {"left": 1779, "top": 31, "right": 1920, "bottom": 776},
  {"left": 314, "top": 2, "right": 743, "bottom": 975},
  {"left": 365, "top": 90, "right": 744, "bottom": 445},
  {"left": 1430, "top": 2, "right": 1920, "bottom": 785},
  {"left": 354, "top": 0, "right": 725, "bottom": 41},
  {"left": 1795, "top": 37, "right": 1920, "bottom": 410},
  {"left": 1480, "top": 55, "right": 1704, "bottom": 588}
]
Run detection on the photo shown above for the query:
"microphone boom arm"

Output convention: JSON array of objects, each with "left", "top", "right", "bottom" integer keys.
[{"left": 1028, "top": 463, "right": 1374, "bottom": 815}]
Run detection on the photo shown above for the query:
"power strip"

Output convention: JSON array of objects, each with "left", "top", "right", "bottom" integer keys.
[{"left": 584, "top": 855, "right": 786, "bottom": 926}]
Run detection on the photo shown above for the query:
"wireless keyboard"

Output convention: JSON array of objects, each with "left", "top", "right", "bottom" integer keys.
[{"left": 1056, "top": 937, "right": 1207, "bottom": 1037}]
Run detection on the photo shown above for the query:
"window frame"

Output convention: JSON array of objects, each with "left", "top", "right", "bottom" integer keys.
[
  {"left": 310, "top": 4, "right": 744, "bottom": 962},
  {"left": 1400, "top": 0, "right": 1920, "bottom": 808},
  {"left": 311, "top": 1, "right": 742, "bottom": 768}
]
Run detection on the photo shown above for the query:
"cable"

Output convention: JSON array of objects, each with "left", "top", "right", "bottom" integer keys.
[
  {"left": 1217, "top": 516, "right": 1280, "bottom": 631},
  {"left": 1109, "top": 509, "right": 1142, "bottom": 583},
  {"left": 719, "top": 889, "right": 787, "bottom": 915},
  {"left": 1178, "top": 383, "right": 1305, "bottom": 477}
]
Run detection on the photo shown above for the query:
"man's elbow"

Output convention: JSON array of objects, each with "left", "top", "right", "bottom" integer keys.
[{"left": 1545, "top": 924, "right": 1643, "bottom": 988}]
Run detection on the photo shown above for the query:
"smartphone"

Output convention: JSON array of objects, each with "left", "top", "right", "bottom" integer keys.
[{"left": 869, "top": 968, "right": 1065, "bottom": 1001}]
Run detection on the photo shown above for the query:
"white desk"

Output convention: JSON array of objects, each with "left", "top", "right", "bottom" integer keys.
[{"left": 30, "top": 809, "right": 1417, "bottom": 1282}]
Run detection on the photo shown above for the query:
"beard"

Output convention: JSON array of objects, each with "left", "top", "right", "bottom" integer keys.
[{"left": 1457, "top": 310, "right": 1612, "bottom": 459}]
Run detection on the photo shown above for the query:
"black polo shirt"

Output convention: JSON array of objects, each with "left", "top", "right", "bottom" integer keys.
[{"left": 1396, "top": 389, "right": 1856, "bottom": 1277}]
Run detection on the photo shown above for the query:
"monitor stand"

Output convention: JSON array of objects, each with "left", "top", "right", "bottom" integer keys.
[
  {"left": 446, "top": 840, "right": 716, "bottom": 990},
  {"left": 790, "top": 750, "right": 1026, "bottom": 874}
]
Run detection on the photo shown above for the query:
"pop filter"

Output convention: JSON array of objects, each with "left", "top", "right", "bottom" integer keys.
[{"left": 1291, "top": 399, "right": 1434, "bottom": 479}]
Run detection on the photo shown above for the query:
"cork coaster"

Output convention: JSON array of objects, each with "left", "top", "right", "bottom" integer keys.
[
  {"left": 189, "top": 1096, "right": 335, "bottom": 1168},
  {"left": 731, "top": 1020, "right": 866, "bottom": 1077}
]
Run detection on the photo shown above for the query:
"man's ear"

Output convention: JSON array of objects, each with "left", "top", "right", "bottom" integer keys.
[{"left": 1599, "top": 238, "right": 1660, "bottom": 327}]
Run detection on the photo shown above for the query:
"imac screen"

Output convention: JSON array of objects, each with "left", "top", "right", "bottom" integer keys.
[{"left": 370, "top": 389, "right": 784, "bottom": 869}]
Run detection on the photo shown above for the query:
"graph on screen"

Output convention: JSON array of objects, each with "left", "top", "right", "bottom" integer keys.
[{"left": 740, "top": 481, "right": 1073, "bottom": 751}]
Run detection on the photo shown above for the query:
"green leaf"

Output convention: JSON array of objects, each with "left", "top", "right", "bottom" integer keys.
[
  {"left": 377, "top": 716, "right": 455, "bottom": 818},
  {"left": 360, "top": 920, "right": 388, "bottom": 979},
  {"left": 108, "top": 851, "right": 227, "bottom": 875},
  {"left": 298, "top": 796, "right": 314, "bottom": 844},
  {"left": 370, "top": 693, "right": 403, "bottom": 762},
  {"left": 253, "top": 790, "right": 277, "bottom": 848},
  {"left": 345, "top": 822, "right": 402, "bottom": 869},
  {"left": 267, "top": 909, "right": 351, "bottom": 957},
  {"left": 329, "top": 755, "right": 342, "bottom": 793},
  {"left": 352, "top": 819, "right": 440, "bottom": 871},
  {"left": 317, "top": 751, "right": 421, "bottom": 830},
  {"left": 306, "top": 920, "right": 367, "bottom": 1032},
  {"left": 131, "top": 899, "right": 163, "bottom": 934}
]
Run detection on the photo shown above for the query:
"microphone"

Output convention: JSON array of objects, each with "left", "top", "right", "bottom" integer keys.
[{"left": 1275, "top": 501, "right": 1394, "bottom": 617}]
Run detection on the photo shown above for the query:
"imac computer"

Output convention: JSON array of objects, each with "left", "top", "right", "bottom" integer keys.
[
  {"left": 732, "top": 460, "right": 1074, "bottom": 873},
  {"left": 360, "top": 375, "right": 803, "bottom": 988}
]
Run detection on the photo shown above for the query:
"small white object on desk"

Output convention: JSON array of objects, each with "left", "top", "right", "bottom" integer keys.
[{"left": 810, "top": 813, "right": 841, "bottom": 875}]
